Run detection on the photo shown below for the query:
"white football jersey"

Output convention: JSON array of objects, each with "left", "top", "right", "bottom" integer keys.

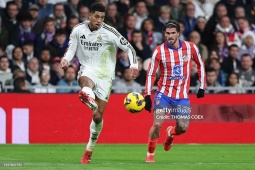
[{"left": 63, "top": 21, "right": 138, "bottom": 79}]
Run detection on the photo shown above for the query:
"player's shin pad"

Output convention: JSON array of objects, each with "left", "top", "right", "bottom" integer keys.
[{"left": 86, "top": 120, "right": 103, "bottom": 151}]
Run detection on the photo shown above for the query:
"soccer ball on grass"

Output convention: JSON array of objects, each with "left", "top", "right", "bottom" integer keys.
[{"left": 124, "top": 92, "right": 145, "bottom": 113}]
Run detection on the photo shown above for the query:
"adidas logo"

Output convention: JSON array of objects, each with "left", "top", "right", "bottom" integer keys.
[{"left": 80, "top": 35, "right": 86, "bottom": 39}]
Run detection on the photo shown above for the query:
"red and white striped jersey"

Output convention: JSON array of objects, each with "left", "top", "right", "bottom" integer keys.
[{"left": 145, "top": 40, "right": 206, "bottom": 99}]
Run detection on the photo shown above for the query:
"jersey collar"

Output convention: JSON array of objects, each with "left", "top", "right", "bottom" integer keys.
[{"left": 165, "top": 39, "right": 182, "bottom": 50}]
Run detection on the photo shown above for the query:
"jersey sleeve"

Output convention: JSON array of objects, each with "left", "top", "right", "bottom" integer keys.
[
  {"left": 110, "top": 28, "right": 138, "bottom": 69},
  {"left": 62, "top": 27, "right": 78, "bottom": 64},
  {"left": 191, "top": 43, "right": 206, "bottom": 90},
  {"left": 144, "top": 48, "right": 160, "bottom": 95}
]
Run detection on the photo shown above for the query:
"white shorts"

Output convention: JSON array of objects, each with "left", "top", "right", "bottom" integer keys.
[{"left": 77, "top": 69, "right": 112, "bottom": 102}]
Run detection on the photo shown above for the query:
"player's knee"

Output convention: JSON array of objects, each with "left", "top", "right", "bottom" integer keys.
[
  {"left": 153, "top": 123, "right": 162, "bottom": 132},
  {"left": 93, "top": 111, "right": 103, "bottom": 124},
  {"left": 177, "top": 123, "right": 188, "bottom": 134}
]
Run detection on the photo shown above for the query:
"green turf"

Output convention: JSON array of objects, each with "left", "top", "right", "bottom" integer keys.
[{"left": 0, "top": 144, "right": 255, "bottom": 170}]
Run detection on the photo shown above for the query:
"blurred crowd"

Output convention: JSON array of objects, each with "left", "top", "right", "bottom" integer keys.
[{"left": 0, "top": 0, "right": 255, "bottom": 94}]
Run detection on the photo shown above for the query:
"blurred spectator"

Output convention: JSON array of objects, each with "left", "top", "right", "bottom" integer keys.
[
  {"left": 37, "top": 0, "right": 54, "bottom": 20},
  {"left": 49, "top": 3, "right": 66, "bottom": 29},
  {"left": 104, "top": 3, "right": 124, "bottom": 31},
  {"left": 46, "top": 28, "right": 68, "bottom": 58},
  {"left": 114, "top": 67, "right": 142, "bottom": 93},
  {"left": 65, "top": 15, "right": 79, "bottom": 36},
  {"left": 190, "top": 60, "right": 199, "bottom": 86},
  {"left": 34, "top": 69, "right": 56, "bottom": 93},
  {"left": 141, "top": 18, "right": 163, "bottom": 51},
  {"left": 207, "top": 58, "right": 226, "bottom": 86},
  {"left": 0, "top": 55, "right": 12, "bottom": 88},
  {"left": 192, "top": 0, "right": 214, "bottom": 20},
  {"left": 154, "top": 5, "right": 172, "bottom": 32},
  {"left": 205, "top": 67, "right": 222, "bottom": 94},
  {"left": 56, "top": 65, "right": 78, "bottom": 93},
  {"left": 0, "top": 15, "right": 9, "bottom": 50},
  {"left": 129, "top": 1, "right": 148, "bottom": 30},
  {"left": 232, "top": 6, "right": 246, "bottom": 31},
  {"left": 48, "top": 0, "right": 67, "bottom": 4},
  {"left": 189, "top": 31, "right": 208, "bottom": 61},
  {"left": 204, "top": 3, "right": 227, "bottom": 48},
  {"left": 222, "top": 44, "right": 240, "bottom": 75},
  {"left": 115, "top": 50, "right": 129, "bottom": 77},
  {"left": 130, "top": 30, "right": 151, "bottom": 61},
  {"left": 145, "top": 0, "right": 160, "bottom": 20},
  {"left": 239, "top": 54, "right": 255, "bottom": 87},
  {"left": 26, "top": 57, "right": 40, "bottom": 85},
  {"left": 22, "top": 41, "right": 35, "bottom": 63},
  {"left": 225, "top": 72, "right": 245, "bottom": 94},
  {"left": 2, "top": 1, "right": 20, "bottom": 46},
  {"left": 13, "top": 77, "right": 30, "bottom": 93},
  {"left": 168, "top": 0, "right": 184, "bottom": 20},
  {"left": 50, "top": 56, "right": 64, "bottom": 85},
  {"left": 215, "top": 15, "right": 240, "bottom": 46},
  {"left": 217, "top": 0, "right": 238, "bottom": 19},
  {"left": 134, "top": 57, "right": 147, "bottom": 86},
  {"left": 210, "top": 31, "right": 229, "bottom": 61},
  {"left": 206, "top": 49, "right": 222, "bottom": 64},
  {"left": 182, "top": 2, "right": 197, "bottom": 39},
  {"left": 178, "top": 20, "right": 186, "bottom": 40},
  {"left": 118, "top": 14, "right": 136, "bottom": 42},
  {"left": 5, "top": 69, "right": 26, "bottom": 87},
  {"left": 115, "top": 0, "right": 131, "bottom": 16},
  {"left": 28, "top": 4, "right": 44, "bottom": 34},
  {"left": 193, "top": 16, "right": 207, "bottom": 45},
  {"left": 39, "top": 47, "right": 52, "bottom": 70},
  {"left": 238, "top": 31, "right": 255, "bottom": 60},
  {"left": 64, "top": 0, "right": 82, "bottom": 20},
  {"left": 15, "top": 12, "right": 36, "bottom": 47},
  {"left": 35, "top": 17, "right": 56, "bottom": 56},
  {"left": 10, "top": 46, "right": 26, "bottom": 72},
  {"left": 237, "top": 17, "right": 255, "bottom": 39},
  {"left": 78, "top": 5, "right": 89, "bottom": 22}
]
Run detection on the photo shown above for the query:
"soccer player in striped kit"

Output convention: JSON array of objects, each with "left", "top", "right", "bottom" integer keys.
[{"left": 144, "top": 20, "right": 206, "bottom": 162}]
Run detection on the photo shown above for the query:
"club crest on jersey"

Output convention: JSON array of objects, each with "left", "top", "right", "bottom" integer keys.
[
  {"left": 182, "top": 54, "right": 191, "bottom": 62},
  {"left": 97, "top": 34, "right": 102, "bottom": 40}
]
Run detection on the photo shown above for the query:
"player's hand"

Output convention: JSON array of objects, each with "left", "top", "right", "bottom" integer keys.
[
  {"left": 144, "top": 95, "right": 152, "bottom": 112},
  {"left": 60, "top": 59, "right": 68, "bottom": 70},
  {"left": 130, "top": 67, "right": 139, "bottom": 79},
  {"left": 197, "top": 89, "right": 205, "bottom": 98}
]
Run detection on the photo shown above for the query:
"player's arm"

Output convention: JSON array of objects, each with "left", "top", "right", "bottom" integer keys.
[
  {"left": 110, "top": 27, "right": 138, "bottom": 77},
  {"left": 191, "top": 43, "right": 206, "bottom": 98},
  {"left": 144, "top": 48, "right": 160, "bottom": 112},
  {"left": 60, "top": 27, "right": 78, "bottom": 69}
]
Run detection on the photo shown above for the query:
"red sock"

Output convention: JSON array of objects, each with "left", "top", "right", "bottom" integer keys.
[
  {"left": 148, "top": 138, "right": 158, "bottom": 154},
  {"left": 170, "top": 126, "right": 179, "bottom": 136}
]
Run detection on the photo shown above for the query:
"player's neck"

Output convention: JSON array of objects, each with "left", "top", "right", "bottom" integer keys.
[
  {"left": 88, "top": 23, "right": 97, "bottom": 32},
  {"left": 167, "top": 39, "right": 181, "bottom": 49}
]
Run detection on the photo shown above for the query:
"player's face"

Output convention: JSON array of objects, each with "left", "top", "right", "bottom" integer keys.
[
  {"left": 164, "top": 27, "right": 179, "bottom": 46},
  {"left": 89, "top": 11, "right": 105, "bottom": 30}
]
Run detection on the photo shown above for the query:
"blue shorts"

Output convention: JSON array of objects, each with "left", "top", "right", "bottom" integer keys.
[{"left": 154, "top": 92, "right": 190, "bottom": 117}]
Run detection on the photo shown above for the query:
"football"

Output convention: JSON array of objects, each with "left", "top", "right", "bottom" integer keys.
[{"left": 124, "top": 92, "right": 145, "bottom": 113}]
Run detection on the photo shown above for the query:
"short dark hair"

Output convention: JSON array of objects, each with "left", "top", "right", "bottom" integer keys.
[
  {"left": 206, "top": 67, "right": 217, "bottom": 74},
  {"left": 228, "top": 44, "right": 239, "bottom": 50},
  {"left": 163, "top": 20, "right": 180, "bottom": 32},
  {"left": 90, "top": 2, "right": 105, "bottom": 13},
  {"left": 14, "top": 77, "right": 26, "bottom": 90}
]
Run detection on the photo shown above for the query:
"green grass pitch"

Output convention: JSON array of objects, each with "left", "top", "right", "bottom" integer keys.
[{"left": 0, "top": 144, "right": 255, "bottom": 170}]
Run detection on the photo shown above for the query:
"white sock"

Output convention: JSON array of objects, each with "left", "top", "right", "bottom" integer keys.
[
  {"left": 86, "top": 120, "right": 103, "bottom": 151},
  {"left": 147, "top": 152, "right": 154, "bottom": 156},
  {"left": 82, "top": 87, "right": 95, "bottom": 99}
]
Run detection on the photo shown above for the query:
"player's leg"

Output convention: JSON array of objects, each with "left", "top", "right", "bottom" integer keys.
[
  {"left": 78, "top": 76, "right": 98, "bottom": 111},
  {"left": 164, "top": 99, "right": 190, "bottom": 151},
  {"left": 80, "top": 78, "right": 111, "bottom": 164},
  {"left": 81, "top": 98, "right": 107, "bottom": 164},
  {"left": 146, "top": 92, "right": 169, "bottom": 162}
]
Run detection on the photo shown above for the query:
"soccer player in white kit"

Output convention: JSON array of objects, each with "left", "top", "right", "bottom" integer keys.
[{"left": 60, "top": 3, "right": 139, "bottom": 164}]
